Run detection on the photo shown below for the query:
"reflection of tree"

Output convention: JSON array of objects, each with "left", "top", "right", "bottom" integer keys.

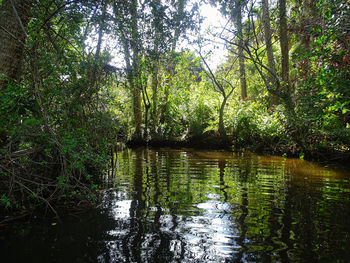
[
  {"left": 234, "top": 185, "right": 248, "bottom": 263},
  {"left": 4, "top": 149, "right": 349, "bottom": 262},
  {"left": 122, "top": 148, "right": 144, "bottom": 262},
  {"left": 128, "top": 149, "right": 187, "bottom": 262},
  {"left": 111, "top": 149, "right": 350, "bottom": 262},
  {"left": 280, "top": 184, "right": 293, "bottom": 262},
  {"left": 219, "top": 160, "right": 228, "bottom": 202},
  {"left": 164, "top": 150, "right": 185, "bottom": 261},
  {"left": 150, "top": 149, "right": 173, "bottom": 261},
  {"left": 236, "top": 158, "right": 253, "bottom": 183},
  {"left": 289, "top": 184, "right": 318, "bottom": 261}
]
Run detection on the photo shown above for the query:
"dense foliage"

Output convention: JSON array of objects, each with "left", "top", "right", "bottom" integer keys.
[
  {"left": 0, "top": 0, "right": 349, "bottom": 217},
  {"left": 0, "top": 1, "right": 118, "bottom": 217}
]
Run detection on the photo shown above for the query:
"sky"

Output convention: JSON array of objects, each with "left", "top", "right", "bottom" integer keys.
[
  {"left": 196, "top": 2, "right": 228, "bottom": 69},
  {"left": 106, "top": 2, "right": 228, "bottom": 70}
]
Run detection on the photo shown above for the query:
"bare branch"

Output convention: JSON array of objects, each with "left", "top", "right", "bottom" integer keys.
[
  {"left": 0, "top": 25, "right": 25, "bottom": 46},
  {"left": 196, "top": 47, "right": 225, "bottom": 96}
]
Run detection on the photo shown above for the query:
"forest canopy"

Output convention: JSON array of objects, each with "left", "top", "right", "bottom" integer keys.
[{"left": 0, "top": 0, "right": 349, "bottom": 215}]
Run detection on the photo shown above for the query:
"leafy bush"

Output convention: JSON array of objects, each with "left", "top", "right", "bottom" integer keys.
[
  {"left": 189, "top": 97, "right": 214, "bottom": 138},
  {"left": 227, "top": 101, "right": 286, "bottom": 151},
  {"left": 0, "top": 4, "right": 118, "bottom": 216}
]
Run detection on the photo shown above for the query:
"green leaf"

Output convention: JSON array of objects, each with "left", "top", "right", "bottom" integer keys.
[
  {"left": 0, "top": 194, "right": 11, "bottom": 208},
  {"left": 23, "top": 118, "right": 39, "bottom": 126}
]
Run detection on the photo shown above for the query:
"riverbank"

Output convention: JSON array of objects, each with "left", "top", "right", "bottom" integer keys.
[{"left": 126, "top": 134, "right": 350, "bottom": 164}]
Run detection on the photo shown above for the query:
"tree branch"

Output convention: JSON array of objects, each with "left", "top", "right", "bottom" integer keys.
[{"left": 10, "top": 0, "right": 28, "bottom": 38}]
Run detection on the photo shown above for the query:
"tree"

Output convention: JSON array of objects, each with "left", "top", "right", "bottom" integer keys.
[
  {"left": 0, "top": 0, "right": 33, "bottom": 87},
  {"left": 0, "top": 0, "right": 34, "bottom": 146},
  {"left": 261, "top": 0, "right": 278, "bottom": 104},
  {"left": 113, "top": 0, "right": 197, "bottom": 141},
  {"left": 213, "top": 0, "right": 247, "bottom": 99},
  {"left": 234, "top": 0, "right": 247, "bottom": 100},
  {"left": 89, "top": 0, "right": 107, "bottom": 90},
  {"left": 149, "top": 0, "right": 165, "bottom": 136},
  {"left": 198, "top": 48, "right": 235, "bottom": 141},
  {"left": 279, "top": 0, "right": 289, "bottom": 91},
  {"left": 0, "top": 0, "right": 121, "bottom": 215},
  {"left": 300, "top": 0, "right": 314, "bottom": 48},
  {"left": 113, "top": 0, "right": 143, "bottom": 140},
  {"left": 155, "top": 0, "right": 195, "bottom": 137}
]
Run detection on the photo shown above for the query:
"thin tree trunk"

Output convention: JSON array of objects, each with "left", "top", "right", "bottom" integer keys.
[
  {"left": 89, "top": 1, "right": 106, "bottom": 91},
  {"left": 171, "top": 0, "right": 185, "bottom": 51},
  {"left": 261, "top": 0, "right": 278, "bottom": 104},
  {"left": 219, "top": 97, "right": 228, "bottom": 139},
  {"left": 151, "top": 65, "right": 159, "bottom": 132},
  {"left": 94, "top": 4, "right": 105, "bottom": 59},
  {"left": 279, "top": 0, "right": 289, "bottom": 92},
  {"left": 150, "top": 0, "right": 161, "bottom": 135},
  {"left": 130, "top": 0, "right": 142, "bottom": 140},
  {"left": 142, "top": 86, "right": 151, "bottom": 141},
  {"left": 261, "top": 0, "right": 276, "bottom": 77},
  {"left": 132, "top": 80, "right": 142, "bottom": 140},
  {"left": 235, "top": 0, "right": 247, "bottom": 100},
  {"left": 198, "top": 50, "right": 234, "bottom": 142}
]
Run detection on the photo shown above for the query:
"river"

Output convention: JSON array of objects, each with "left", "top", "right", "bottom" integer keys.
[{"left": 1, "top": 148, "right": 350, "bottom": 262}]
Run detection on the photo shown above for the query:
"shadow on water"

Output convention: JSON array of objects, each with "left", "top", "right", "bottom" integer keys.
[{"left": 1, "top": 147, "right": 350, "bottom": 262}]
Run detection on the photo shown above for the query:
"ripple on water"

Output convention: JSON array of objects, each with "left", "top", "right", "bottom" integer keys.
[{"left": 1, "top": 148, "right": 350, "bottom": 263}]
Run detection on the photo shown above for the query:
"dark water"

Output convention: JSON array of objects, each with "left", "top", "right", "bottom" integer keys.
[{"left": 1, "top": 148, "right": 350, "bottom": 263}]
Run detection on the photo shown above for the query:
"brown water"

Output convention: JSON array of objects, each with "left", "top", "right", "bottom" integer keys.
[{"left": 1, "top": 148, "right": 350, "bottom": 262}]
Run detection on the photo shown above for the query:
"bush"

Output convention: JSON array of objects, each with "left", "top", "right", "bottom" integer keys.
[{"left": 227, "top": 101, "right": 286, "bottom": 151}]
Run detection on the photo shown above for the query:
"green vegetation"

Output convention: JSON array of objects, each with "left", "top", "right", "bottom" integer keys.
[{"left": 0, "top": 0, "right": 349, "bottom": 217}]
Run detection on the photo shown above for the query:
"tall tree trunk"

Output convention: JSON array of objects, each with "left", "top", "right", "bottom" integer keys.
[
  {"left": 151, "top": 64, "right": 159, "bottom": 132},
  {"left": 171, "top": 0, "right": 185, "bottom": 51},
  {"left": 130, "top": 0, "right": 142, "bottom": 140},
  {"left": 261, "top": 0, "right": 278, "bottom": 104},
  {"left": 279, "top": 0, "right": 297, "bottom": 122},
  {"left": 132, "top": 76, "right": 142, "bottom": 140},
  {"left": 0, "top": 0, "right": 34, "bottom": 146},
  {"left": 113, "top": 0, "right": 142, "bottom": 140},
  {"left": 141, "top": 85, "right": 151, "bottom": 141},
  {"left": 301, "top": 0, "right": 314, "bottom": 48},
  {"left": 89, "top": 1, "right": 106, "bottom": 91},
  {"left": 161, "top": 61, "right": 172, "bottom": 127},
  {"left": 297, "top": 0, "right": 314, "bottom": 81},
  {"left": 218, "top": 97, "right": 228, "bottom": 140},
  {"left": 150, "top": 0, "right": 161, "bottom": 135},
  {"left": 235, "top": 0, "right": 247, "bottom": 100},
  {"left": 0, "top": 0, "right": 33, "bottom": 89},
  {"left": 279, "top": 0, "right": 289, "bottom": 92}
]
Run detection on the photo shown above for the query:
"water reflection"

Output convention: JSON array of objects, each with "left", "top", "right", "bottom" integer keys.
[
  {"left": 99, "top": 148, "right": 350, "bottom": 263},
  {"left": 1, "top": 148, "right": 350, "bottom": 263}
]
